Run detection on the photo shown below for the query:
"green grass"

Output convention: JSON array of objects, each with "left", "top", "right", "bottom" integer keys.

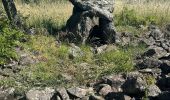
[
  {"left": 0, "top": 13, "right": 26, "bottom": 65},
  {"left": 13, "top": 0, "right": 170, "bottom": 35},
  {"left": 95, "top": 49, "right": 134, "bottom": 74},
  {"left": 0, "top": 33, "right": 143, "bottom": 88},
  {"left": 0, "top": 0, "right": 168, "bottom": 89}
]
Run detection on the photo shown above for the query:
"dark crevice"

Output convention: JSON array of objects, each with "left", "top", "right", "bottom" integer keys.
[{"left": 87, "top": 24, "right": 108, "bottom": 46}]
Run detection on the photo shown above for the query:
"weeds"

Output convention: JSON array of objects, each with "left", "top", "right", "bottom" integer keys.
[
  {"left": 95, "top": 48, "right": 134, "bottom": 74},
  {"left": 0, "top": 13, "right": 25, "bottom": 65}
]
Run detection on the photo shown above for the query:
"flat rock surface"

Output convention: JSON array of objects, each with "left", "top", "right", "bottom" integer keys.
[{"left": 69, "top": 0, "right": 114, "bottom": 21}]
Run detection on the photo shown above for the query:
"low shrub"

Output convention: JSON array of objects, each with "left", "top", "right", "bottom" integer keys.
[{"left": 0, "top": 12, "right": 25, "bottom": 65}]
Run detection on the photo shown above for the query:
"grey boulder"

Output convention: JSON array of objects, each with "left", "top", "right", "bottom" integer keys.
[
  {"left": 65, "top": 0, "right": 116, "bottom": 44},
  {"left": 26, "top": 87, "right": 55, "bottom": 100}
]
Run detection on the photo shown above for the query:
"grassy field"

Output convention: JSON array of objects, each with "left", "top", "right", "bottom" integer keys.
[
  {"left": 15, "top": 0, "right": 72, "bottom": 34},
  {"left": 0, "top": 0, "right": 170, "bottom": 89},
  {"left": 15, "top": 0, "right": 170, "bottom": 31},
  {"left": 115, "top": 0, "right": 170, "bottom": 25}
]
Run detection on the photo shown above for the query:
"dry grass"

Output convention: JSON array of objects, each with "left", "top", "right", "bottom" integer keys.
[
  {"left": 14, "top": 0, "right": 170, "bottom": 29},
  {"left": 115, "top": 0, "right": 170, "bottom": 26},
  {"left": 16, "top": 1, "right": 73, "bottom": 30}
]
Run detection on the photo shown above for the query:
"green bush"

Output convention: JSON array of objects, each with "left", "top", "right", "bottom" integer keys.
[{"left": 0, "top": 13, "right": 25, "bottom": 65}]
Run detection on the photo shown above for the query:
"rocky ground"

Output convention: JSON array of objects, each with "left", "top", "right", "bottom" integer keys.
[
  {"left": 0, "top": 0, "right": 170, "bottom": 99},
  {"left": 0, "top": 24, "right": 170, "bottom": 100}
]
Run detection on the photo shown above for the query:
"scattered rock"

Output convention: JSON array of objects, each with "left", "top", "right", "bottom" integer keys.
[
  {"left": 67, "top": 87, "right": 87, "bottom": 98},
  {"left": 98, "top": 84, "right": 113, "bottom": 96},
  {"left": 139, "top": 68, "right": 161, "bottom": 77},
  {"left": 149, "top": 28, "right": 163, "bottom": 40},
  {"left": 147, "top": 46, "right": 167, "bottom": 58},
  {"left": 136, "top": 57, "right": 162, "bottom": 69},
  {"left": 124, "top": 95, "right": 132, "bottom": 100},
  {"left": 56, "top": 87, "right": 70, "bottom": 100},
  {"left": 95, "top": 45, "right": 108, "bottom": 54},
  {"left": 0, "top": 87, "right": 15, "bottom": 100},
  {"left": 68, "top": 43, "right": 83, "bottom": 59},
  {"left": 26, "top": 87, "right": 55, "bottom": 100},
  {"left": 148, "top": 84, "right": 161, "bottom": 97},
  {"left": 101, "top": 74, "right": 125, "bottom": 92},
  {"left": 3, "top": 60, "right": 18, "bottom": 68},
  {"left": 0, "top": 68, "right": 13, "bottom": 77},
  {"left": 122, "top": 72, "right": 147, "bottom": 96},
  {"left": 56, "top": 96, "right": 61, "bottom": 100},
  {"left": 116, "top": 32, "right": 133, "bottom": 46},
  {"left": 93, "top": 44, "right": 117, "bottom": 54},
  {"left": 86, "top": 87, "right": 94, "bottom": 95},
  {"left": 136, "top": 24, "right": 170, "bottom": 79}
]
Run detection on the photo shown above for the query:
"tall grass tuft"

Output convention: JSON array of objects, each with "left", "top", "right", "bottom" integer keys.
[{"left": 15, "top": 0, "right": 72, "bottom": 34}]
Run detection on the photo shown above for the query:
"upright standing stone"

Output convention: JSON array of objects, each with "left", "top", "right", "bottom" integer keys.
[{"left": 66, "top": 0, "right": 116, "bottom": 45}]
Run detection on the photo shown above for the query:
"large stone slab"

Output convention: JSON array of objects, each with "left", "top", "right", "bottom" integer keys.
[{"left": 66, "top": 0, "right": 116, "bottom": 45}]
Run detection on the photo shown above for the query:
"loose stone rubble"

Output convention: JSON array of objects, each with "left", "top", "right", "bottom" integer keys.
[{"left": 1, "top": 24, "right": 170, "bottom": 100}]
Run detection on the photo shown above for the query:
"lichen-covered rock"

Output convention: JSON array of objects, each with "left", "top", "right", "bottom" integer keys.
[
  {"left": 148, "top": 84, "right": 161, "bottom": 97},
  {"left": 100, "top": 74, "right": 125, "bottom": 92},
  {"left": 68, "top": 43, "right": 83, "bottom": 59},
  {"left": 98, "top": 84, "right": 113, "bottom": 96},
  {"left": 0, "top": 87, "right": 15, "bottom": 100},
  {"left": 115, "top": 32, "right": 134, "bottom": 46},
  {"left": 136, "top": 25, "right": 170, "bottom": 74},
  {"left": 65, "top": 0, "right": 116, "bottom": 45},
  {"left": 67, "top": 87, "right": 87, "bottom": 98},
  {"left": 56, "top": 87, "right": 70, "bottom": 100},
  {"left": 26, "top": 87, "right": 55, "bottom": 100}
]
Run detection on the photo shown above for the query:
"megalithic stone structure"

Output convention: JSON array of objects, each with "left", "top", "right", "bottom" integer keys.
[{"left": 66, "top": 0, "right": 116, "bottom": 45}]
